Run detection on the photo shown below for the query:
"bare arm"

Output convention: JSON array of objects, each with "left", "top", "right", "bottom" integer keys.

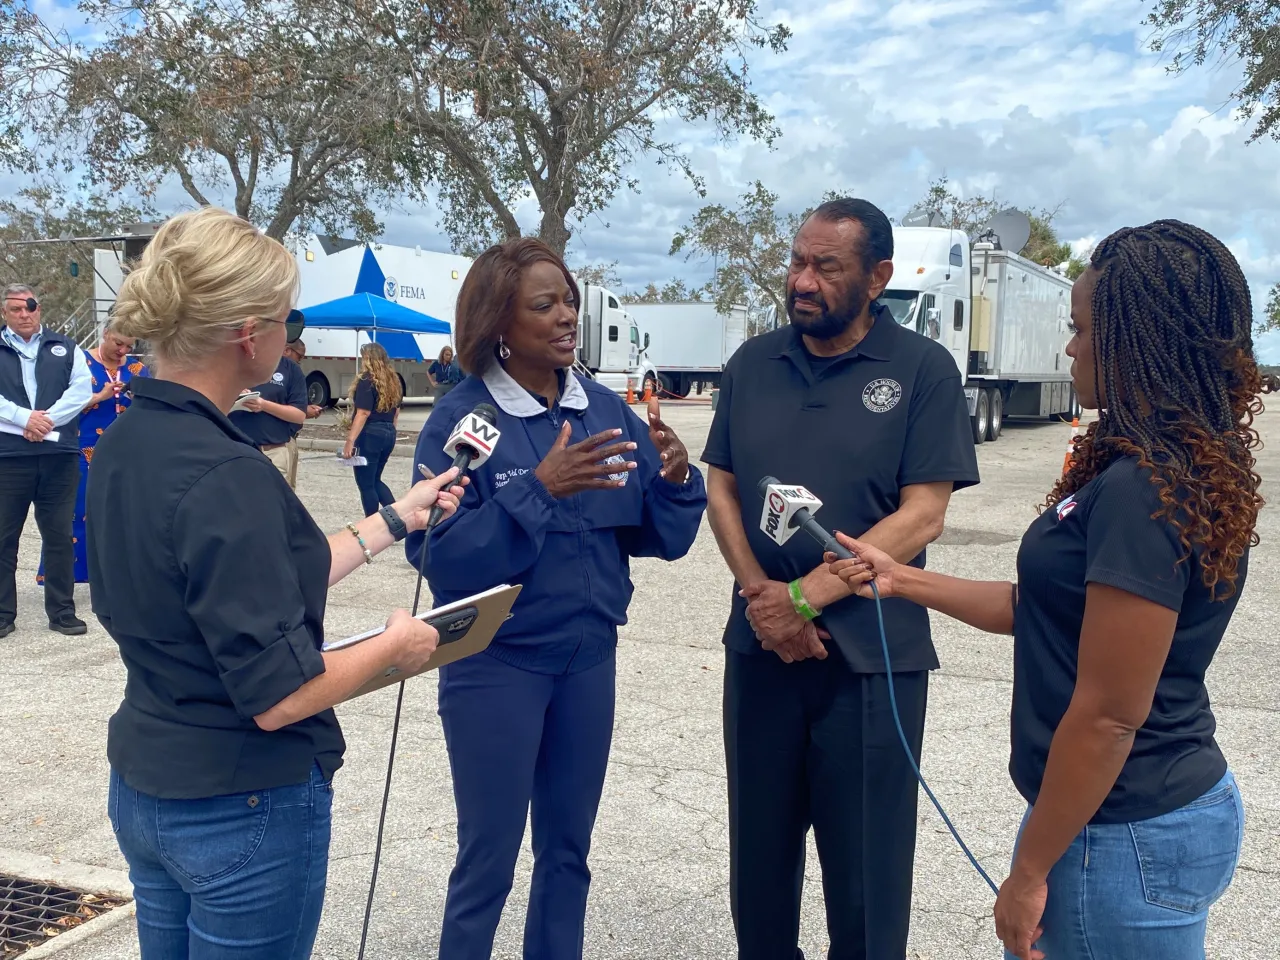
[
  {"left": 891, "top": 566, "right": 1016, "bottom": 635},
  {"left": 801, "top": 480, "right": 954, "bottom": 609},
  {"left": 253, "top": 624, "right": 405, "bottom": 731},
  {"left": 1010, "top": 583, "right": 1176, "bottom": 879},
  {"left": 706, "top": 466, "right": 769, "bottom": 590},
  {"left": 258, "top": 399, "right": 306, "bottom": 425}
]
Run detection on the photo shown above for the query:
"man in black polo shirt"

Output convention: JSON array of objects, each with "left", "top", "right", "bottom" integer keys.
[
  {"left": 703, "top": 199, "right": 979, "bottom": 959},
  {"left": 229, "top": 354, "right": 308, "bottom": 489}
]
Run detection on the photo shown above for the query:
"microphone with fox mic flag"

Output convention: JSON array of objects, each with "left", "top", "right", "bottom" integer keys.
[
  {"left": 427, "top": 403, "right": 501, "bottom": 530},
  {"left": 756, "top": 475, "right": 854, "bottom": 560}
]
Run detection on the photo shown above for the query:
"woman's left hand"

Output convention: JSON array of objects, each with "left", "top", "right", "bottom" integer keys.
[
  {"left": 647, "top": 398, "right": 689, "bottom": 483},
  {"left": 394, "top": 466, "right": 467, "bottom": 532},
  {"left": 341, "top": 439, "right": 355, "bottom": 460},
  {"left": 994, "top": 868, "right": 1047, "bottom": 960}
]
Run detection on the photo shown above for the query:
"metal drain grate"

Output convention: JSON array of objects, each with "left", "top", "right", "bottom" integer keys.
[{"left": 0, "top": 875, "right": 129, "bottom": 957}]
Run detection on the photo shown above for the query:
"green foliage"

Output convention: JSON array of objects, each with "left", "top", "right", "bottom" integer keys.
[
  {"left": 327, "top": 0, "right": 789, "bottom": 255},
  {"left": 2, "top": 0, "right": 417, "bottom": 240},
  {"left": 0, "top": 187, "right": 151, "bottom": 330},
  {"left": 622, "top": 278, "right": 711, "bottom": 303},
  {"left": 1257, "top": 282, "right": 1280, "bottom": 336},
  {"left": 912, "top": 176, "right": 1073, "bottom": 266},
  {"left": 670, "top": 182, "right": 849, "bottom": 319},
  {"left": 570, "top": 260, "right": 623, "bottom": 289},
  {"left": 1147, "top": 1, "right": 1280, "bottom": 141}
]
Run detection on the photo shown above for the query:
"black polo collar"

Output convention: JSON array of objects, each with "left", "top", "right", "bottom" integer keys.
[
  {"left": 774, "top": 300, "right": 895, "bottom": 384},
  {"left": 129, "top": 376, "right": 257, "bottom": 447}
]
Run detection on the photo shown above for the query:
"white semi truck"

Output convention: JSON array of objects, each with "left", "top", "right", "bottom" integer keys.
[
  {"left": 626, "top": 301, "right": 748, "bottom": 398},
  {"left": 883, "top": 213, "right": 1077, "bottom": 443}
]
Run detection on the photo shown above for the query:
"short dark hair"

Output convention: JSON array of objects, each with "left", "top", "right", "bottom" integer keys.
[
  {"left": 454, "top": 237, "right": 581, "bottom": 375},
  {"left": 809, "top": 198, "right": 894, "bottom": 273}
]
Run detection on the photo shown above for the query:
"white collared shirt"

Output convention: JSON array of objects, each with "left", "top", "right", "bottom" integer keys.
[
  {"left": 0, "top": 325, "right": 94, "bottom": 429},
  {"left": 481, "top": 363, "right": 589, "bottom": 418}
]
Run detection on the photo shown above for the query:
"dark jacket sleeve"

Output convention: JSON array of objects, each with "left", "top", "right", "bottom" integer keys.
[
  {"left": 172, "top": 457, "right": 326, "bottom": 719},
  {"left": 405, "top": 408, "right": 559, "bottom": 591},
  {"left": 618, "top": 404, "right": 707, "bottom": 560}
]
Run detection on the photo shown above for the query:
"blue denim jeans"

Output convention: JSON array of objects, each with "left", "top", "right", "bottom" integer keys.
[
  {"left": 1006, "top": 769, "right": 1244, "bottom": 960},
  {"left": 109, "top": 764, "right": 333, "bottom": 959}
]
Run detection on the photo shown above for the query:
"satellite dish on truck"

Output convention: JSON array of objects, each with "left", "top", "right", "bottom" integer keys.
[
  {"left": 975, "top": 208, "right": 1032, "bottom": 256},
  {"left": 901, "top": 205, "right": 944, "bottom": 228}
]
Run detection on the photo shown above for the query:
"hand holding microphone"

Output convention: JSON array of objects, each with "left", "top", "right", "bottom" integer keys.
[
  {"left": 825, "top": 532, "right": 895, "bottom": 599},
  {"left": 394, "top": 466, "right": 467, "bottom": 533}
]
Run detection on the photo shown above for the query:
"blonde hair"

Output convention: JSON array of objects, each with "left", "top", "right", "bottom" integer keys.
[
  {"left": 111, "top": 207, "right": 299, "bottom": 368},
  {"left": 348, "top": 341, "right": 402, "bottom": 411}
]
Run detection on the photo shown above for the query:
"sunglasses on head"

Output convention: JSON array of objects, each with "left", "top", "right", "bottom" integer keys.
[{"left": 5, "top": 297, "right": 39, "bottom": 312}]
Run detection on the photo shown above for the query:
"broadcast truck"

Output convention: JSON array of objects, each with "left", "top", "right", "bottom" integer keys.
[{"left": 885, "top": 209, "right": 1078, "bottom": 443}]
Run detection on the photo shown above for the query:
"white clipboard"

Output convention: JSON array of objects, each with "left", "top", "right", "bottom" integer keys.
[
  {"left": 0, "top": 421, "right": 60, "bottom": 442},
  {"left": 324, "top": 583, "right": 522, "bottom": 701}
]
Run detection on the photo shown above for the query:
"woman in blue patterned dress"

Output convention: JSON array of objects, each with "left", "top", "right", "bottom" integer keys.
[{"left": 38, "top": 329, "right": 148, "bottom": 584}]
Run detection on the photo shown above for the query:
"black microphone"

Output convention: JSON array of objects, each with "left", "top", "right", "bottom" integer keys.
[
  {"left": 426, "top": 402, "right": 501, "bottom": 530},
  {"left": 756, "top": 475, "right": 854, "bottom": 560}
]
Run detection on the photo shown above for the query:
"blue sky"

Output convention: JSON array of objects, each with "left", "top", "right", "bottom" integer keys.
[{"left": 15, "top": 0, "right": 1280, "bottom": 360}]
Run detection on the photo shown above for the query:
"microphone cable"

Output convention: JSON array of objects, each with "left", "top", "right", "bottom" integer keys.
[
  {"left": 866, "top": 577, "right": 1000, "bottom": 895},
  {"left": 356, "top": 528, "right": 433, "bottom": 960}
]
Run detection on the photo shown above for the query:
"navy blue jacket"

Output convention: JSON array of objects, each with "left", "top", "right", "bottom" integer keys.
[{"left": 407, "top": 366, "right": 707, "bottom": 674}]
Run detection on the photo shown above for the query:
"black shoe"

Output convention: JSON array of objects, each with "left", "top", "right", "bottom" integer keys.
[
  {"left": 49, "top": 615, "right": 87, "bottom": 636},
  {"left": 0, "top": 622, "right": 13, "bottom": 639}
]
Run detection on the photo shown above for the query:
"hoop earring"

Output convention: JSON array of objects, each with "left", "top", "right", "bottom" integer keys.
[{"left": 497, "top": 336, "right": 511, "bottom": 361}]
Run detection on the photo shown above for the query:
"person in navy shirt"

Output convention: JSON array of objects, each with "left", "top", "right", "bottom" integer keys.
[
  {"left": 408, "top": 237, "right": 707, "bottom": 960},
  {"left": 229, "top": 350, "right": 308, "bottom": 489},
  {"left": 829, "top": 220, "right": 1258, "bottom": 960}
]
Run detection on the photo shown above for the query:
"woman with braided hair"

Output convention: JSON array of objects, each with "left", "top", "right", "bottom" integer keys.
[{"left": 826, "top": 219, "right": 1260, "bottom": 960}]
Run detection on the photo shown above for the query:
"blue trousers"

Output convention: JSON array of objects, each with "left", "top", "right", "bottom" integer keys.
[
  {"left": 109, "top": 764, "right": 332, "bottom": 959},
  {"left": 353, "top": 420, "right": 397, "bottom": 517},
  {"left": 1006, "top": 769, "right": 1244, "bottom": 960},
  {"left": 437, "top": 650, "right": 616, "bottom": 960}
]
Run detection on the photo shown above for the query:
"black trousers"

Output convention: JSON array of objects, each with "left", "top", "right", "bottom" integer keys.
[
  {"left": 724, "top": 648, "right": 929, "bottom": 960},
  {"left": 0, "top": 453, "right": 79, "bottom": 624}
]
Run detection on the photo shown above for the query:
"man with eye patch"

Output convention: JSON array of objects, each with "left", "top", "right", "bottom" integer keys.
[{"left": 0, "top": 283, "right": 95, "bottom": 638}]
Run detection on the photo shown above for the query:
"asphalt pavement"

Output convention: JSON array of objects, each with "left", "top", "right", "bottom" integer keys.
[{"left": 0, "top": 401, "right": 1275, "bottom": 959}]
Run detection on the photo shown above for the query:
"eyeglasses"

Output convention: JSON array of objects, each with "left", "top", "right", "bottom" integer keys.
[
  {"left": 4, "top": 297, "right": 39, "bottom": 312},
  {"left": 256, "top": 309, "right": 306, "bottom": 342}
]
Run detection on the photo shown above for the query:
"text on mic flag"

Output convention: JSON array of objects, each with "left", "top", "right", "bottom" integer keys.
[{"left": 759, "top": 482, "right": 823, "bottom": 547}]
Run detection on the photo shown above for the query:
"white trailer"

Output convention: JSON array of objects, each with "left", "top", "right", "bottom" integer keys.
[
  {"left": 627, "top": 301, "right": 747, "bottom": 398},
  {"left": 881, "top": 222, "right": 1077, "bottom": 444},
  {"left": 575, "top": 284, "right": 645, "bottom": 396}
]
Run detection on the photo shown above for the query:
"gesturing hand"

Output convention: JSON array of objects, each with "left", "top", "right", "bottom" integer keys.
[
  {"left": 647, "top": 398, "right": 689, "bottom": 483},
  {"left": 824, "top": 532, "right": 897, "bottom": 599},
  {"left": 535, "top": 422, "right": 638, "bottom": 498}
]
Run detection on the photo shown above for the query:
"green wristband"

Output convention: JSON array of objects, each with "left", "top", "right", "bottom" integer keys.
[{"left": 788, "top": 578, "right": 819, "bottom": 621}]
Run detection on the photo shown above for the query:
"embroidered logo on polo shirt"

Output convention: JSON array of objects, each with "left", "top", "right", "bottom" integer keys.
[
  {"left": 1055, "top": 495, "right": 1077, "bottom": 520},
  {"left": 602, "top": 453, "right": 630, "bottom": 484},
  {"left": 862, "top": 378, "right": 902, "bottom": 413},
  {"left": 272, "top": 371, "right": 284, "bottom": 383}
]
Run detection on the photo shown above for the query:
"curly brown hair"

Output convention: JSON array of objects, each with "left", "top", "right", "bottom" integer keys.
[{"left": 1044, "top": 219, "right": 1264, "bottom": 600}]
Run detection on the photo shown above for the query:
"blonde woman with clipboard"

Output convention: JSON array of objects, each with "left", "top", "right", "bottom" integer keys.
[{"left": 85, "top": 206, "right": 465, "bottom": 960}]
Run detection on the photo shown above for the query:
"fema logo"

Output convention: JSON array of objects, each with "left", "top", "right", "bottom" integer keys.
[
  {"left": 602, "top": 454, "right": 630, "bottom": 485},
  {"left": 384, "top": 277, "right": 398, "bottom": 300},
  {"left": 862, "top": 378, "right": 902, "bottom": 414},
  {"left": 272, "top": 372, "right": 284, "bottom": 383}
]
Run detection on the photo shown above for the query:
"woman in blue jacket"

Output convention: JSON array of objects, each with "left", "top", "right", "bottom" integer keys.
[{"left": 407, "top": 238, "right": 707, "bottom": 960}]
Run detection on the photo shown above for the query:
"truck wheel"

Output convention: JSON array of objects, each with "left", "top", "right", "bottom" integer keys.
[
  {"left": 971, "top": 389, "right": 989, "bottom": 445},
  {"left": 987, "top": 388, "right": 1003, "bottom": 441},
  {"left": 658, "top": 373, "right": 676, "bottom": 397},
  {"left": 306, "top": 373, "right": 331, "bottom": 408},
  {"left": 397, "top": 373, "right": 407, "bottom": 399}
]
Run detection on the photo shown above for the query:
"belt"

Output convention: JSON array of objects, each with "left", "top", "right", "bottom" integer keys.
[{"left": 259, "top": 442, "right": 290, "bottom": 452}]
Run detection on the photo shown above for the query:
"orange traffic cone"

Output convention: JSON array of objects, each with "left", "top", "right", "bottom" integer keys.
[
  {"left": 626, "top": 381, "right": 635, "bottom": 404},
  {"left": 641, "top": 383, "right": 653, "bottom": 402},
  {"left": 1061, "top": 417, "right": 1080, "bottom": 475}
]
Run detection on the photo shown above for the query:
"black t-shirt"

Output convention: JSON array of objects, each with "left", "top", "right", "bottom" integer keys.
[
  {"left": 86, "top": 377, "right": 344, "bottom": 799},
  {"left": 1011, "top": 455, "right": 1243, "bottom": 823},
  {"left": 354, "top": 375, "right": 398, "bottom": 423},
  {"left": 701, "top": 304, "right": 981, "bottom": 672},
  {"left": 228, "top": 356, "right": 307, "bottom": 446}
]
